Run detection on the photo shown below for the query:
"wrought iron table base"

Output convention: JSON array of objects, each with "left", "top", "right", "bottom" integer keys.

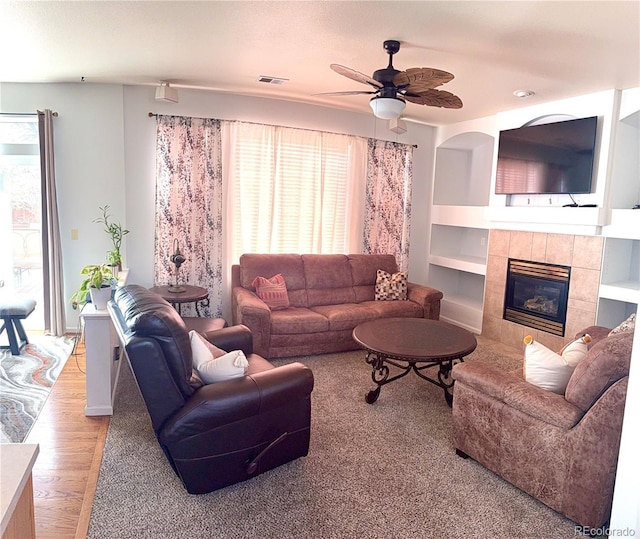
[
  {"left": 364, "top": 352, "right": 463, "bottom": 407},
  {"left": 170, "top": 296, "right": 210, "bottom": 317}
]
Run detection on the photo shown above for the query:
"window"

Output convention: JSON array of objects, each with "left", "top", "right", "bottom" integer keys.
[
  {"left": 227, "top": 122, "right": 366, "bottom": 262},
  {"left": 0, "top": 116, "right": 43, "bottom": 330}
]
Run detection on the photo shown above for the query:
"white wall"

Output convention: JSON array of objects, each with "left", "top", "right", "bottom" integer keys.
[
  {"left": 1, "top": 82, "right": 126, "bottom": 329},
  {"left": 610, "top": 324, "right": 640, "bottom": 535},
  {"left": 2, "top": 82, "right": 436, "bottom": 328}
]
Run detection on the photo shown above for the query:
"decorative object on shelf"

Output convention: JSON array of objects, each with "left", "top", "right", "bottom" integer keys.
[
  {"left": 168, "top": 239, "right": 187, "bottom": 293},
  {"left": 70, "top": 264, "right": 114, "bottom": 310},
  {"left": 93, "top": 205, "right": 129, "bottom": 272}
]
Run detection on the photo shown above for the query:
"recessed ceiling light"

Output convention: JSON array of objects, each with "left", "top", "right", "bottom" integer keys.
[{"left": 513, "top": 89, "right": 535, "bottom": 99}]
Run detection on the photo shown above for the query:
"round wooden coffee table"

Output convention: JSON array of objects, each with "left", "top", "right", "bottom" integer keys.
[
  {"left": 149, "top": 284, "right": 210, "bottom": 316},
  {"left": 353, "top": 318, "right": 477, "bottom": 406}
]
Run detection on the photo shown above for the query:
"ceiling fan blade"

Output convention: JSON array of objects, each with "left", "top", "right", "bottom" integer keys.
[
  {"left": 314, "top": 90, "right": 378, "bottom": 96},
  {"left": 331, "top": 64, "right": 383, "bottom": 88},
  {"left": 404, "top": 88, "right": 463, "bottom": 109},
  {"left": 393, "top": 67, "right": 455, "bottom": 91}
]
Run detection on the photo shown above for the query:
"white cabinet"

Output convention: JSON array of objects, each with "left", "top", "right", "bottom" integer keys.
[
  {"left": 428, "top": 129, "right": 495, "bottom": 333},
  {"left": 80, "top": 269, "right": 129, "bottom": 416},
  {"left": 81, "top": 306, "right": 122, "bottom": 416}
]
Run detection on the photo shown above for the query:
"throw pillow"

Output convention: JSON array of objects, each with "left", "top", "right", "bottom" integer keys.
[
  {"left": 523, "top": 334, "right": 591, "bottom": 394},
  {"left": 189, "top": 330, "right": 226, "bottom": 363},
  {"left": 195, "top": 349, "right": 249, "bottom": 385},
  {"left": 608, "top": 313, "right": 636, "bottom": 336},
  {"left": 251, "top": 273, "right": 290, "bottom": 310},
  {"left": 190, "top": 329, "right": 248, "bottom": 384},
  {"left": 374, "top": 269, "right": 408, "bottom": 301}
]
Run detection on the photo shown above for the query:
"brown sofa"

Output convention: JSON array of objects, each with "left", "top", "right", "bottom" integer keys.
[
  {"left": 231, "top": 253, "right": 443, "bottom": 358},
  {"left": 451, "top": 325, "right": 633, "bottom": 528}
]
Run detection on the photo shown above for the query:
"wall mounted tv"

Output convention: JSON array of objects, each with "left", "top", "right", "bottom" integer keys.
[{"left": 495, "top": 116, "right": 598, "bottom": 195}]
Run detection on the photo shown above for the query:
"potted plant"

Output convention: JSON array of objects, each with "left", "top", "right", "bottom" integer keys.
[
  {"left": 94, "top": 205, "right": 129, "bottom": 272},
  {"left": 70, "top": 264, "right": 114, "bottom": 311}
]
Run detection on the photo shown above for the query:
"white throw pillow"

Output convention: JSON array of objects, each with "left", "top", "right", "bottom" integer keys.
[
  {"left": 196, "top": 350, "right": 249, "bottom": 385},
  {"left": 523, "top": 335, "right": 590, "bottom": 394},
  {"left": 189, "top": 330, "right": 226, "bottom": 363},
  {"left": 558, "top": 335, "right": 591, "bottom": 367},
  {"left": 189, "top": 330, "right": 248, "bottom": 384}
]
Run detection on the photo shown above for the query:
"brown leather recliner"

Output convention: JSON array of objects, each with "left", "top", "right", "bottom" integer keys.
[
  {"left": 108, "top": 284, "right": 314, "bottom": 494},
  {"left": 452, "top": 326, "right": 632, "bottom": 528}
]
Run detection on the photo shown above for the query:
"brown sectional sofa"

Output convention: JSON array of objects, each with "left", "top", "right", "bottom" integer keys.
[{"left": 231, "top": 253, "right": 443, "bottom": 358}]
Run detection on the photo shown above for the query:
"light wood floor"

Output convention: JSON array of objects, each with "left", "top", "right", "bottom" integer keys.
[{"left": 24, "top": 340, "right": 109, "bottom": 539}]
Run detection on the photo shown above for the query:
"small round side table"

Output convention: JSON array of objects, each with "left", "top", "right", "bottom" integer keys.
[{"left": 149, "top": 284, "right": 210, "bottom": 317}]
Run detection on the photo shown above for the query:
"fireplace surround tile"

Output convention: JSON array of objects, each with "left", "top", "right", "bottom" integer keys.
[
  {"left": 488, "top": 229, "right": 510, "bottom": 256},
  {"left": 483, "top": 229, "right": 600, "bottom": 349},
  {"left": 545, "top": 234, "right": 574, "bottom": 266},
  {"left": 485, "top": 255, "right": 507, "bottom": 285},
  {"left": 509, "top": 231, "right": 534, "bottom": 260},
  {"left": 484, "top": 280, "right": 505, "bottom": 318},
  {"left": 569, "top": 267, "right": 601, "bottom": 303},
  {"left": 531, "top": 233, "right": 547, "bottom": 258},
  {"left": 572, "top": 235, "right": 604, "bottom": 270}
]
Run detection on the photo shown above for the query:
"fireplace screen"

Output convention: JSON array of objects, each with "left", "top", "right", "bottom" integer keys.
[{"left": 503, "top": 259, "right": 571, "bottom": 336}]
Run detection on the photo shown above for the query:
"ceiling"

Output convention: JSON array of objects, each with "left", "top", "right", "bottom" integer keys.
[{"left": 1, "top": 1, "right": 639, "bottom": 126}]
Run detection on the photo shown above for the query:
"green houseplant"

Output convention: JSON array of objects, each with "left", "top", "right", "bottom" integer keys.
[
  {"left": 70, "top": 264, "right": 114, "bottom": 310},
  {"left": 94, "top": 205, "right": 129, "bottom": 270}
]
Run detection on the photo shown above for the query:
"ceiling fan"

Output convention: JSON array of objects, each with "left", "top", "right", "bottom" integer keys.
[{"left": 320, "top": 40, "right": 463, "bottom": 119}]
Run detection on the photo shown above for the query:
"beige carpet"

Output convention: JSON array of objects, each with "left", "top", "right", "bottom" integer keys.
[{"left": 88, "top": 337, "right": 578, "bottom": 538}]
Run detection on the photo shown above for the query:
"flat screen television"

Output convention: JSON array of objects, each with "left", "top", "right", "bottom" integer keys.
[{"left": 495, "top": 116, "right": 598, "bottom": 195}]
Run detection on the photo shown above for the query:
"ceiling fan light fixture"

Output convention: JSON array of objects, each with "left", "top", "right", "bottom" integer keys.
[{"left": 369, "top": 97, "right": 406, "bottom": 120}]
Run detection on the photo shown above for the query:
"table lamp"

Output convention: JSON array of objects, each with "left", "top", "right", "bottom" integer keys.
[{"left": 168, "top": 239, "right": 186, "bottom": 293}]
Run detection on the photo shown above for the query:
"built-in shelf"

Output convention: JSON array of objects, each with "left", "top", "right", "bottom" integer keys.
[
  {"left": 429, "top": 255, "right": 487, "bottom": 276},
  {"left": 487, "top": 206, "right": 609, "bottom": 234},
  {"left": 598, "top": 238, "right": 640, "bottom": 313},
  {"left": 430, "top": 205, "right": 489, "bottom": 228},
  {"left": 428, "top": 264, "right": 485, "bottom": 333},
  {"left": 433, "top": 132, "right": 494, "bottom": 207},
  {"left": 597, "top": 298, "right": 637, "bottom": 329},
  {"left": 599, "top": 283, "right": 640, "bottom": 304},
  {"left": 428, "top": 129, "right": 494, "bottom": 332},
  {"left": 427, "top": 89, "right": 640, "bottom": 334},
  {"left": 603, "top": 209, "right": 640, "bottom": 239}
]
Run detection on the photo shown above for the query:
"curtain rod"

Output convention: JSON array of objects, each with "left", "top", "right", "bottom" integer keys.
[
  {"left": 0, "top": 111, "right": 59, "bottom": 117},
  {"left": 148, "top": 112, "right": 417, "bottom": 148}
]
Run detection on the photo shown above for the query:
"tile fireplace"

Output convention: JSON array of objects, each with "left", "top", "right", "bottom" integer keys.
[
  {"left": 504, "top": 259, "right": 570, "bottom": 336},
  {"left": 482, "top": 230, "right": 603, "bottom": 350}
]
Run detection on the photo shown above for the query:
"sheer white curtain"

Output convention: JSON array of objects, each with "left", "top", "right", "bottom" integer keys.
[
  {"left": 224, "top": 122, "right": 367, "bottom": 263},
  {"left": 154, "top": 115, "right": 223, "bottom": 317},
  {"left": 363, "top": 139, "right": 414, "bottom": 272}
]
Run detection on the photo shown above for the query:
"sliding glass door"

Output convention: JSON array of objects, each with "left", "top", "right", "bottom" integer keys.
[{"left": 0, "top": 115, "right": 44, "bottom": 330}]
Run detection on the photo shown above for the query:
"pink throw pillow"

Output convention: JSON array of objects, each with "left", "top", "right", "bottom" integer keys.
[{"left": 251, "top": 273, "right": 290, "bottom": 310}]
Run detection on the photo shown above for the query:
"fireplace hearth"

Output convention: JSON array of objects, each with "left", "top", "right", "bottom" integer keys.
[{"left": 503, "top": 259, "right": 571, "bottom": 336}]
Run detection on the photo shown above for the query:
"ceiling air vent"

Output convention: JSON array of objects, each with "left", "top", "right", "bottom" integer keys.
[{"left": 258, "top": 76, "right": 288, "bottom": 85}]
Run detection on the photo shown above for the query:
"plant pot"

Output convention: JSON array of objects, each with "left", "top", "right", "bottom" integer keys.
[{"left": 90, "top": 286, "right": 112, "bottom": 311}]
